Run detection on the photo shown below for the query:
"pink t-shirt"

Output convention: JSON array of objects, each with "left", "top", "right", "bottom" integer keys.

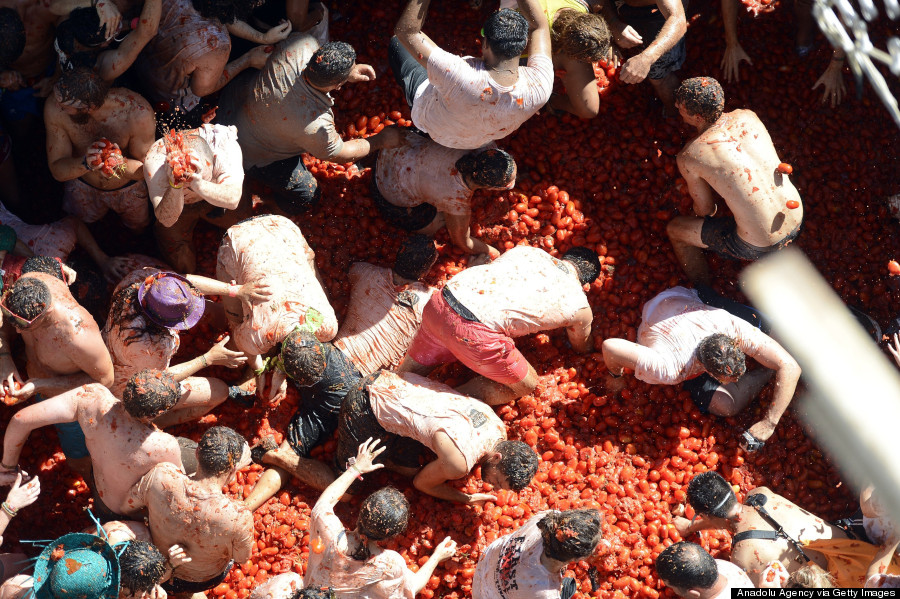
[
  {"left": 249, "top": 573, "right": 304, "bottom": 599},
  {"left": 305, "top": 503, "right": 415, "bottom": 598},
  {"left": 472, "top": 513, "right": 562, "bottom": 599},
  {"left": 446, "top": 245, "right": 589, "bottom": 338},
  {"left": 411, "top": 49, "right": 553, "bottom": 150},
  {"left": 375, "top": 135, "right": 473, "bottom": 215},
  {"left": 632, "top": 287, "right": 769, "bottom": 385},
  {"left": 216, "top": 215, "right": 338, "bottom": 355},
  {"left": 333, "top": 263, "right": 435, "bottom": 376},
  {"left": 368, "top": 372, "right": 506, "bottom": 471}
]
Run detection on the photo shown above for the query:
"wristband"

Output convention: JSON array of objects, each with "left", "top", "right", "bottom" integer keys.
[
  {"left": 82, "top": 155, "right": 91, "bottom": 171},
  {"left": 200, "top": 354, "right": 208, "bottom": 368},
  {"left": 1, "top": 502, "right": 17, "bottom": 518},
  {"left": 0, "top": 463, "right": 17, "bottom": 471},
  {"left": 609, "top": 370, "right": 623, "bottom": 378},
  {"left": 168, "top": 180, "right": 183, "bottom": 189}
]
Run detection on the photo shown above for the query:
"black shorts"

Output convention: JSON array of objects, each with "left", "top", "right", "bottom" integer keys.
[
  {"left": 371, "top": 172, "right": 438, "bottom": 232},
  {"left": 335, "top": 373, "right": 392, "bottom": 471},
  {"left": 682, "top": 374, "right": 719, "bottom": 414},
  {"left": 617, "top": 1, "right": 687, "bottom": 80},
  {"left": 162, "top": 561, "right": 233, "bottom": 594},
  {"left": 701, "top": 217, "right": 801, "bottom": 261}
]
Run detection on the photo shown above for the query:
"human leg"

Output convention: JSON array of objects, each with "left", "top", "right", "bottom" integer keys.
[
  {"left": 388, "top": 36, "right": 430, "bottom": 107},
  {"left": 153, "top": 376, "right": 229, "bottom": 428},
  {"left": 244, "top": 465, "right": 289, "bottom": 511},
  {"left": 666, "top": 216, "right": 711, "bottom": 286},
  {"left": 260, "top": 441, "right": 336, "bottom": 492},
  {"left": 456, "top": 361, "right": 539, "bottom": 405},
  {"left": 649, "top": 73, "right": 680, "bottom": 115}
]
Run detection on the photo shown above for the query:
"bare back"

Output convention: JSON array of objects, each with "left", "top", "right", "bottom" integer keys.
[
  {"left": 0, "top": 0, "right": 56, "bottom": 79},
  {"left": 679, "top": 109, "right": 803, "bottom": 246}
]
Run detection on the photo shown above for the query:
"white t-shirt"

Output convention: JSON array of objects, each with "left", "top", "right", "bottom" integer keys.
[
  {"left": 446, "top": 245, "right": 589, "bottom": 338},
  {"left": 411, "top": 48, "right": 553, "bottom": 150},
  {"left": 632, "top": 287, "right": 769, "bottom": 385},
  {"left": 472, "top": 513, "right": 562, "bottom": 599},
  {"left": 710, "top": 560, "right": 754, "bottom": 597},
  {"left": 249, "top": 573, "right": 304, "bottom": 599}
]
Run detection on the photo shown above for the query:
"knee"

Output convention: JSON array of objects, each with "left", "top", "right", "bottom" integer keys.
[{"left": 666, "top": 217, "right": 691, "bottom": 242}]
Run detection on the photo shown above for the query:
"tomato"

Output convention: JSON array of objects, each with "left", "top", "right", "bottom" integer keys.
[{"left": 776, "top": 162, "right": 793, "bottom": 174}]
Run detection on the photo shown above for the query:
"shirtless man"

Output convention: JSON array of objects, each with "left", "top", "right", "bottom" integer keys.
[
  {"left": 400, "top": 245, "right": 599, "bottom": 405},
  {"left": 144, "top": 124, "right": 247, "bottom": 273},
  {"left": 656, "top": 541, "right": 753, "bottom": 597},
  {"left": 127, "top": 426, "right": 254, "bottom": 597},
  {"left": 45, "top": 67, "right": 156, "bottom": 232},
  {"left": 666, "top": 77, "right": 804, "bottom": 285},
  {"left": 0, "top": 370, "right": 185, "bottom": 519}
]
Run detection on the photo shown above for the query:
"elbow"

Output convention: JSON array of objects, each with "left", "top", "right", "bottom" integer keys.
[
  {"left": 572, "top": 103, "right": 599, "bottom": 120},
  {"left": 99, "top": 373, "right": 115, "bottom": 388},
  {"left": 676, "top": 20, "right": 688, "bottom": 38}
]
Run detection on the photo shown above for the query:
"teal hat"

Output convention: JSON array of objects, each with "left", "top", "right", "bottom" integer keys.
[{"left": 33, "top": 533, "right": 120, "bottom": 599}]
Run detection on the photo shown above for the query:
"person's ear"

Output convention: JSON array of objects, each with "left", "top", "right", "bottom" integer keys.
[
  {"left": 687, "top": 589, "right": 702, "bottom": 599},
  {"left": 488, "top": 451, "right": 502, "bottom": 464}
]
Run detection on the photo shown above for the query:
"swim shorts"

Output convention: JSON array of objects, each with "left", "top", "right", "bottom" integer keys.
[
  {"left": 701, "top": 217, "right": 801, "bottom": 261},
  {"left": 62, "top": 178, "right": 151, "bottom": 230}
]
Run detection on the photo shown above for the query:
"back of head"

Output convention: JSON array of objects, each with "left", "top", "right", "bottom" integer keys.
[
  {"left": 456, "top": 148, "right": 516, "bottom": 190},
  {"left": 696, "top": 333, "right": 746, "bottom": 380},
  {"left": 0, "top": 7, "right": 25, "bottom": 69},
  {"left": 191, "top": 0, "right": 262, "bottom": 24},
  {"left": 177, "top": 132, "right": 214, "bottom": 180},
  {"left": 357, "top": 486, "right": 409, "bottom": 541},
  {"left": 119, "top": 540, "right": 166, "bottom": 596},
  {"left": 21, "top": 256, "right": 65, "bottom": 282},
  {"left": 55, "top": 66, "right": 110, "bottom": 111},
  {"left": 68, "top": 6, "right": 106, "bottom": 47},
  {"left": 197, "top": 426, "right": 246, "bottom": 476},
  {"left": 537, "top": 509, "right": 603, "bottom": 562},
  {"left": 656, "top": 542, "right": 718, "bottom": 592},
  {"left": 306, "top": 42, "right": 356, "bottom": 88},
  {"left": 483, "top": 9, "right": 528, "bottom": 60},
  {"left": 551, "top": 11, "right": 611, "bottom": 63},
  {"left": 787, "top": 564, "right": 836, "bottom": 588},
  {"left": 394, "top": 234, "right": 438, "bottom": 281},
  {"left": 281, "top": 329, "right": 327, "bottom": 386},
  {"left": 296, "top": 589, "right": 333, "bottom": 599},
  {"left": 562, "top": 247, "right": 601, "bottom": 285},
  {"left": 675, "top": 77, "right": 725, "bottom": 124},
  {"left": 496, "top": 440, "right": 539, "bottom": 491},
  {"left": 122, "top": 369, "right": 181, "bottom": 420},
  {"left": 6, "top": 277, "right": 51, "bottom": 321},
  {"left": 687, "top": 471, "right": 737, "bottom": 518}
]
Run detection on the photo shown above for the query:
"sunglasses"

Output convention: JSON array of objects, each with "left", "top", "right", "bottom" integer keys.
[{"left": 0, "top": 294, "right": 46, "bottom": 330}]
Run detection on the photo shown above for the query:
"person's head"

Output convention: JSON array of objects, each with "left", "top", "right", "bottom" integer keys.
[
  {"left": 168, "top": 132, "right": 215, "bottom": 182},
  {"left": 674, "top": 77, "right": 725, "bottom": 127},
  {"left": 191, "top": 0, "right": 262, "bottom": 24},
  {"left": 393, "top": 234, "right": 438, "bottom": 282},
  {"left": 197, "top": 426, "right": 250, "bottom": 479},
  {"left": 537, "top": 509, "right": 603, "bottom": 563},
  {"left": 0, "top": 8, "right": 25, "bottom": 70},
  {"left": 305, "top": 42, "right": 356, "bottom": 91},
  {"left": 786, "top": 564, "right": 836, "bottom": 588},
  {"left": 54, "top": 66, "right": 110, "bottom": 123},
  {"left": 280, "top": 329, "right": 327, "bottom": 387},
  {"left": 296, "top": 589, "right": 333, "bottom": 599},
  {"left": 2, "top": 277, "right": 51, "bottom": 329},
  {"left": 686, "top": 471, "right": 740, "bottom": 519},
  {"left": 562, "top": 247, "right": 602, "bottom": 285},
  {"left": 696, "top": 333, "right": 746, "bottom": 384},
  {"left": 551, "top": 10, "right": 611, "bottom": 63},
  {"left": 456, "top": 148, "right": 516, "bottom": 191},
  {"left": 118, "top": 540, "right": 167, "bottom": 597},
  {"left": 482, "top": 9, "right": 529, "bottom": 61},
  {"left": 122, "top": 369, "right": 181, "bottom": 423},
  {"left": 656, "top": 542, "right": 720, "bottom": 599},
  {"left": 21, "top": 256, "right": 66, "bottom": 282},
  {"left": 481, "top": 440, "right": 539, "bottom": 491},
  {"left": 61, "top": 6, "right": 111, "bottom": 51},
  {"left": 356, "top": 487, "right": 409, "bottom": 542}
]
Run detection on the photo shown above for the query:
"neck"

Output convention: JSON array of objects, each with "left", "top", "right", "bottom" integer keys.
[
  {"left": 190, "top": 469, "right": 230, "bottom": 491},
  {"left": 486, "top": 56, "right": 518, "bottom": 74},
  {"left": 391, "top": 272, "right": 413, "bottom": 287},
  {"left": 303, "top": 71, "right": 332, "bottom": 94},
  {"left": 539, "top": 552, "right": 567, "bottom": 574},
  {"left": 698, "top": 573, "right": 727, "bottom": 599}
]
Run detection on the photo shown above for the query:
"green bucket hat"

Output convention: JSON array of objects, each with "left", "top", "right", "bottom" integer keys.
[{"left": 33, "top": 533, "right": 120, "bottom": 599}]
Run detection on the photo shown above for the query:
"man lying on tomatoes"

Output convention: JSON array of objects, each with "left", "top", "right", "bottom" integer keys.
[
  {"left": 601, "top": 286, "right": 800, "bottom": 449},
  {"left": 666, "top": 77, "right": 804, "bottom": 286}
]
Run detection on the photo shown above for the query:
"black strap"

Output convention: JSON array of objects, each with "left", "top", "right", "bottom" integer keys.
[
  {"left": 733, "top": 529, "right": 779, "bottom": 544},
  {"left": 742, "top": 495, "right": 812, "bottom": 563},
  {"left": 442, "top": 286, "right": 481, "bottom": 323}
]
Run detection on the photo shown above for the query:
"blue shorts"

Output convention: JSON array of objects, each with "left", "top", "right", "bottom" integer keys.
[
  {"left": 34, "top": 394, "right": 90, "bottom": 460},
  {"left": 0, "top": 76, "right": 45, "bottom": 122}
]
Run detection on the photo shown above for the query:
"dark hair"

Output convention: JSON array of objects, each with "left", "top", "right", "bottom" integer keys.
[
  {"left": 356, "top": 487, "right": 409, "bottom": 542},
  {"left": 394, "top": 234, "right": 438, "bottom": 281},
  {"left": 495, "top": 440, "right": 539, "bottom": 491},
  {"left": 675, "top": 77, "right": 725, "bottom": 124},
  {"left": 108, "top": 282, "right": 170, "bottom": 346},
  {"left": 687, "top": 471, "right": 737, "bottom": 519},
  {"left": 281, "top": 329, "right": 327, "bottom": 387},
  {"left": 562, "top": 247, "right": 601, "bottom": 285},
  {"left": 119, "top": 540, "right": 167, "bottom": 595},
  {"left": 305, "top": 42, "right": 356, "bottom": 88},
  {"left": 68, "top": 6, "right": 106, "bottom": 46},
  {"left": 537, "top": 509, "right": 603, "bottom": 562},
  {"left": 122, "top": 369, "right": 181, "bottom": 420},
  {"left": 6, "top": 278, "right": 51, "bottom": 321},
  {"left": 55, "top": 66, "right": 110, "bottom": 110},
  {"left": 191, "top": 0, "right": 262, "bottom": 24},
  {"left": 483, "top": 9, "right": 529, "bottom": 60},
  {"left": 0, "top": 8, "right": 25, "bottom": 69},
  {"left": 696, "top": 333, "right": 746, "bottom": 380},
  {"left": 21, "top": 257, "right": 65, "bottom": 282},
  {"left": 456, "top": 148, "right": 516, "bottom": 190},
  {"left": 656, "top": 542, "right": 718, "bottom": 590},
  {"left": 297, "top": 590, "right": 333, "bottom": 599},
  {"left": 551, "top": 10, "right": 611, "bottom": 62},
  {"left": 197, "top": 426, "right": 247, "bottom": 475}
]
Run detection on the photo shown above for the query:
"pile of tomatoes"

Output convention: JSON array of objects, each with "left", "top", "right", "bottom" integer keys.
[{"left": 164, "top": 130, "right": 197, "bottom": 186}]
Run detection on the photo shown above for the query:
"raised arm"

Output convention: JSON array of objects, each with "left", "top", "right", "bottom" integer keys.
[
  {"left": 620, "top": 0, "right": 687, "bottom": 84},
  {"left": 744, "top": 336, "right": 801, "bottom": 442},
  {"left": 183, "top": 156, "right": 243, "bottom": 210},
  {"left": 566, "top": 306, "right": 594, "bottom": 353},
  {"left": 518, "top": 0, "right": 552, "bottom": 58},
  {"left": 191, "top": 46, "right": 270, "bottom": 99},
  {"left": 96, "top": 0, "right": 161, "bottom": 81},
  {"left": 1, "top": 387, "right": 82, "bottom": 471},
  {"left": 316, "top": 438, "right": 385, "bottom": 510},
  {"left": 144, "top": 143, "right": 185, "bottom": 228},
  {"left": 394, "top": 0, "right": 440, "bottom": 68}
]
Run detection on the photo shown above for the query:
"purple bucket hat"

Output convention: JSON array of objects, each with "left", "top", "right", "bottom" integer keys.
[{"left": 137, "top": 272, "right": 205, "bottom": 330}]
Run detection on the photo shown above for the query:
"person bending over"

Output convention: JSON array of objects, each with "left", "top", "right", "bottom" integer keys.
[{"left": 656, "top": 541, "right": 753, "bottom": 597}]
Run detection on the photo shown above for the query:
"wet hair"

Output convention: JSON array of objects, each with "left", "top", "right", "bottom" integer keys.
[
  {"left": 305, "top": 42, "right": 356, "bottom": 88},
  {"left": 656, "top": 542, "right": 718, "bottom": 591},
  {"left": 675, "top": 77, "right": 725, "bottom": 124},
  {"left": 495, "top": 440, "right": 539, "bottom": 491},
  {"left": 356, "top": 487, "right": 409, "bottom": 542},
  {"left": 280, "top": 329, "right": 327, "bottom": 387},
  {"left": 786, "top": 564, "right": 836, "bottom": 588},
  {"left": 562, "top": 247, "right": 601, "bottom": 285},
  {"left": 197, "top": 426, "right": 247, "bottom": 476},
  {"left": 394, "top": 234, "right": 438, "bottom": 281},
  {"left": 687, "top": 471, "right": 737, "bottom": 519},
  {"left": 55, "top": 66, "right": 110, "bottom": 110},
  {"left": 119, "top": 540, "right": 167, "bottom": 595},
  {"left": 696, "top": 333, "right": 747, "bottom": 380},
  {"left": 6, "top": 278, "right": 51, "bottom": 321},
  {"left": 551, "top": 10, "right": 611, "bottom": 63},
  {"left": 108, "top": 281, "right": 170, "bottom": 346},
  {"left": 483, "top": 9, "right": 529, "bottom": 60},
  {"left": 537, "top": 509, "right": 603, "bottom": 562},
  {"left": 177, "top": 132, "right": 215, "bottom": 180},
  {"left": 122, "top": 369, "right": 181, "bottom": 420},
  {"left": 296, "top": 589, "right": 333, "bottom": 599},
  {"left": 456, "top": 148, "right": 516, "bottom": 189},
  {"left": 67, "top": 6, "right": 106, "bottom": 47},
  {"left": 21, "top": 257, "right": 65, "bottom": 282},
  {"left": 191, "top": 0, "right": 262, "bottom": 24},
  {"left": 0, "top": 8, "right": 25, "bottom": 69}
]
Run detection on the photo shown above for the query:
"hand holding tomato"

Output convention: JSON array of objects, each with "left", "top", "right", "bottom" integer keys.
[{"left": 432, "top": 536, "right": 458, "bottom": 561}]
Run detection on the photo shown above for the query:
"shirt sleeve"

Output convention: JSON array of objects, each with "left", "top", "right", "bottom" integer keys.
[
  {"left": 376, "top": 551, "right": 416, "bottom": 599},
  {"left": 426, "top": 48, "right": 477, "bottom": 98},
  {"left": 632, "top": 344, "right": 684, "bottom": 385},
  {"left": 302, "top": 111, "right": 344, "bottom": 160},
  {"left": 433, "top": 193, "right": 472, "bottom": 217},
  {"left": 310, "top": 503, "right": 346, "bottom": 547},
  {"left": 731, "top": 318, "right": 769, "bottom": 360},
  {"left": 523, "top": 54, "right": 555, "bottom": 104}
]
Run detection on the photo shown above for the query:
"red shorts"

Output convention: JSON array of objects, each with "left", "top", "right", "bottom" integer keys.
[{"left": 407, "top": 291, "right": 529, "bottom": 385}]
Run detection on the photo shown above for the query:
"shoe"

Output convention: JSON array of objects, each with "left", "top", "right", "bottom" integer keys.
[
  {"left": 250, "top": 436, "right": 278, "bottom": 465},
  {"left": 228, "top": 385, "right": 256, "bottom": 409}
]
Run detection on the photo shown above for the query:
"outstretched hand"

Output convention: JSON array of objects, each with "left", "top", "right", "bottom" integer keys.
[
  {"left": 350, "top": 438, "right": 386, "bottom": 474},
  {"left": 5, "top": 473, "right": 40, "bottom": 512},
  {"left": 721, "top": 43, "right": 753, "bottom": 82},
  {"left": 813, "top": 64, "right": 846, "bottom": 108}
]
